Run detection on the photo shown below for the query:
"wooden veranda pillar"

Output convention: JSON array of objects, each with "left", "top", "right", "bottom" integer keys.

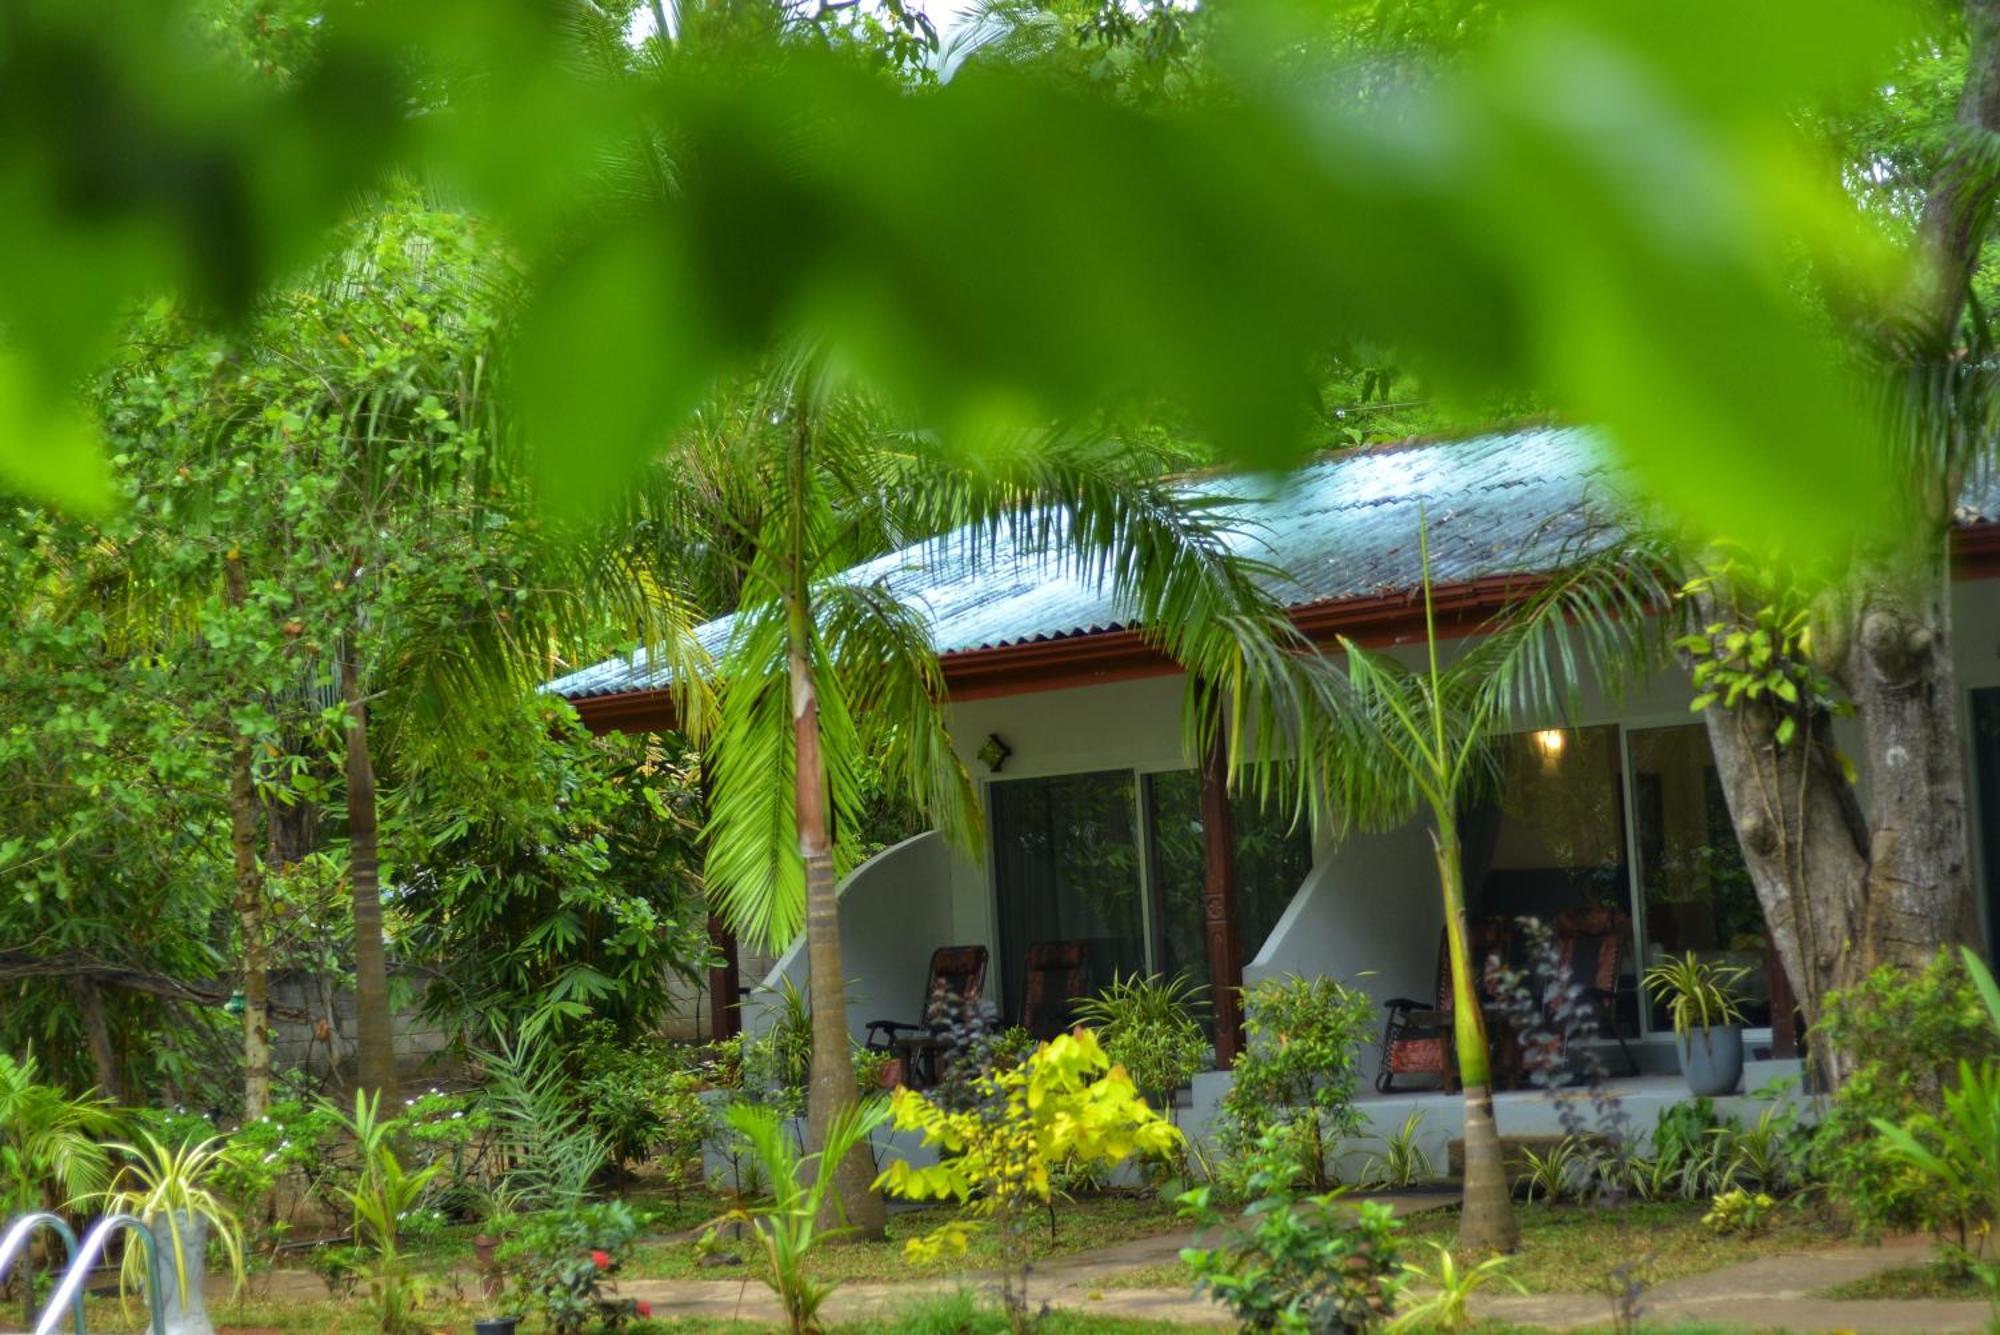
[
  {"left": 697, "top": 768, "right": 742, "bottom": 1041},
  {"left": 708, "top": 912, "right": 742, "bottom": 1041},
  {"left": 1200, "top": 734, "right": 1246, "bottom": 1068},
  {"left": 1768, "top": 941, "right": 1798, "bottom": 1060}
]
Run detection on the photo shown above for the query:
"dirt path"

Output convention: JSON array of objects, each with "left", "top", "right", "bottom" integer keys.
[{"left": 616, "top": 1229, "right": 1993, "bottom": 1333}]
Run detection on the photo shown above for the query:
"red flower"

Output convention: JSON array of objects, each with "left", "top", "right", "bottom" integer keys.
[
  {"left": 590, "top": 1250, "right": 612, "bottom": 1270},
  {"left": 635, "top": 1302, "right": 652, "bottom": 1318}
]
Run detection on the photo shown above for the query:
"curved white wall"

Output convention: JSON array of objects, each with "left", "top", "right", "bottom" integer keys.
[
  {"left": 1246, "top": 817, "right": 1444, "bottom": 1077},
  {"left": 744, "top": 830, "right": 957, "bottom": 1044}
]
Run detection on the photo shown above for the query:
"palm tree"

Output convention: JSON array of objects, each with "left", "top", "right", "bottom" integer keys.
[
  {"left": 687, "top": 349, "right": 1305, "bottom": 1234},
  {"left": 1289, "top": 520, "right": 1664, "bottom": 1253}
]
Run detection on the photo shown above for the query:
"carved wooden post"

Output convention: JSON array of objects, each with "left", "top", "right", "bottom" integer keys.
[
  {"left": 708, "top": 913, "right": 742, "bottom": 1041},
  {"left": 1768, "top": 939, "right": 1798, "bottom": 1060},
  {"left": 1200, "top": 734, "right": 1246, "bottom": 1068}
]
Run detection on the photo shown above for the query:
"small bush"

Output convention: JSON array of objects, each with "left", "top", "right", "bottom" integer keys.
[
  {"left": 1219, "top": 974, "right": 1374, "bottom": 1192},
  {"left": 1813, "top": 948, "right": 2000, "bottom": 1234},
  {"left": 501, "top": 1201, "right": 648, "bottom": 1335},
  {"left": 574, "top": 1023, "right": 713, "bottom": 1181},
  {"left": 1181, "top": 1127, "right": 1403, "bottom": 1331},
  {"left": 1075, "top": 971, "right": 1211, "bottom": 1107}
]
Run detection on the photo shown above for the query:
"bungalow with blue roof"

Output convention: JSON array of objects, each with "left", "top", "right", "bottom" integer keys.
[{"left": 547, "top": 426, "right": 2000, "bottom": 1153}]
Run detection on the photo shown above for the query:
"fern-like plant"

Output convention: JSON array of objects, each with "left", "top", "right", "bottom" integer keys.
[
  {"left": 477, "top": 1033, "right": 609, "bottom": 1210},
  {"left": 1074, "top": 971, "right": 1210, "bottom": 1107}
]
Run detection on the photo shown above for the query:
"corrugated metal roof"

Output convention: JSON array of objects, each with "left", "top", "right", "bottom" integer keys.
[{"left": 547, "top": 425, "right": 1639, "bottom": 701}]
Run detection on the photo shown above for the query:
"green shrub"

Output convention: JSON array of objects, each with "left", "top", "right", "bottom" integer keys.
[
  {"left": 1181, "top": 1127, "right": 1403, "bottom": 1332},
  {"left": 740, "top": 979, "right": 813, "bottom": 1119},
  {"left": 1813, "top": 948, "right": 2000, "bottom": 1234},
  {"left": 1075, "top": 971, "right": 1212, "bottom": 1108},
  {"left": 1219, "top": 974, "right": 1374, "bottom": 1192},
  {"left": 574, "top": 1024, "right": 713, "bottom": 1180},
  {"left": 501, "top": 1201, "right": 648, "bottom": 1335}
]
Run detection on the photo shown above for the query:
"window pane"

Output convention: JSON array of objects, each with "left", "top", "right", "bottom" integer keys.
[
  {"left": 989, "top": 771, "right": 1145, "bottom": 1024},
  {"left": 1145, "top": 770, "right": 1314, "bottom": 1024},
  {"left": 1462, "top": 725, "right": 1640, "bottom": 1036},
  {"left": 1630, "top": 725, "right": 1771, "bottom": 1028}
]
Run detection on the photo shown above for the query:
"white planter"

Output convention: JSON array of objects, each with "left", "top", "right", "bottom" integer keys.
[{"left": 149, "top": 1210, "right": 215, "bottom": 1335}]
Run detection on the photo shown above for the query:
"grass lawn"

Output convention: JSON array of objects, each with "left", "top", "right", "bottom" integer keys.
[
  {"left": 1819, "top": 1258, "right": 1987, "bottom": 1300},
  {"left": 1101, "top": 1200, "right": 1839, "bottom": 1296},
  {"left": 624, "top": 1193, "right": 1184, "bottom": 1283}
]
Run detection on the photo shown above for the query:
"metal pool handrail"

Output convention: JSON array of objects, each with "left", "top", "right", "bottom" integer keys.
[
  {"left": 0, "top": 1213, "right": 86, "bottom": 1335},
  {"left": 30, "top": 1214, "right": 167, "bottom": 1335}
]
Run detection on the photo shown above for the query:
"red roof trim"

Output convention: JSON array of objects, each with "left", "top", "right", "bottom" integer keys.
[{"left": 570, "top": 521, "right": 2000, "bottom": 733}]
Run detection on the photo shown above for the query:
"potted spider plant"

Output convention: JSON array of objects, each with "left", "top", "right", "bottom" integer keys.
[
  {"left": 1643, "top": 952, "right": 1750, "bottom": 1097},
  {"left": 97, "top": 1133, "right": 247, "bottom": 1335}
]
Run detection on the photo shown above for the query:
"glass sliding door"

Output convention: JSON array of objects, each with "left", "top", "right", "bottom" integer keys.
[
  {"left": 1628, "top": 724, "right": 1771, "bottom": 1028},
  {"left": 1461, "top": 724, "right": 1640, "bottom": 1036},
  {"left": 989, "top": 770, "right": 1147, "bottom": 1024},
  {"left": 1143, "top": 771, "right": 1313, "bottom": 1024}
]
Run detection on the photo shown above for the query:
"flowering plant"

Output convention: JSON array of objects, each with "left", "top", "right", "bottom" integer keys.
[{"left": 501, "top": 1202, "right": 646, "bottom": 1335}]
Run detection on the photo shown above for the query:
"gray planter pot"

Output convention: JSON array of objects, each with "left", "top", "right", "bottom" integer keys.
[
  {"left": 1675, "top": 1026, "right": 1744, "bottom": 1097},
  {"left": 149, "top": 1209, "right": 215, "bottom": 1335}
]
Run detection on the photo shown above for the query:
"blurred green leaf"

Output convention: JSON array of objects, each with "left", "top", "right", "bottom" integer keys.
[{"left": 0, "top": 352, "right": 108, "bottom": 512}]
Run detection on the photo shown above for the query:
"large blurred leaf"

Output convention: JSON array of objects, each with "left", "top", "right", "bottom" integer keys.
[
  {"left": 0, "top": 0, "right": 1931, "bottom": 558},
  {"left": 513, "top": 2, "right": 1910, "bottom": 555}
]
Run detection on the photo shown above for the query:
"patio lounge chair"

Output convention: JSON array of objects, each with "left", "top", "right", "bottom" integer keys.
[
  {"left": 1020, "top": 940, "right": 1089, "bottom": 1041},
  {"left": 864, "top": 945, "right": 988, "bottom": 1086},
  {"left": 1375, "top": 920, "right": 1514, "bottom": 1094},
  {"left": 1552, "top": 906, "right": 1641, "bottom": 1077}
]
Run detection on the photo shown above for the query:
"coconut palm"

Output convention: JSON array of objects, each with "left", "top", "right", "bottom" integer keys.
[
  {"left": 684, "top": 347, "right": 1306, "bottom": 1235},
  {"left": 1288, "top": 520, "right": 1666, "bottom": 1253}
]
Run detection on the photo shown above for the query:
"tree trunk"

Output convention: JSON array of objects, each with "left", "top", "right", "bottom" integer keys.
[
  {"left": 1434, "top": 817, "right": 1517, "bottom": 1254},
  {"left": 224, "top": 556, "right": 273, "bottom": 1120},
  {"left": 785, "top": 402, "right": 885, "bottom": 1241},
  {"left": 1696, "top": 554, "right": 1974, "bottom": 1087},
  {"left": 341, "top": 637, "right": 398, "bottom": 1102},
  {"left": 68, "top": 976, "right": 124, "bottom": 1104},
  {"left": 790, "top": 632, "right": 886, "bottom": 1239},
  {"left": 229, "top": 733, "right": 273, "bottom": 1120}
]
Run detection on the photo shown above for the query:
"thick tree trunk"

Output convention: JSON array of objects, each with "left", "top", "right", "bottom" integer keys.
[
  {"left": 1848, "top": 557, "right": 1974, "bottom": 971},
  {"left": 1697, "top": 557, "right": 1973, "bottom": 1086},
  {"left": 1435, "top": 819, "right": 1517, "bottom": 1254},
  {"left": 224, "top": 556, "right": 272, "bottom": 1120},
  {"left": 341, "top": 638, "right": 398, "bottom": 1102}
]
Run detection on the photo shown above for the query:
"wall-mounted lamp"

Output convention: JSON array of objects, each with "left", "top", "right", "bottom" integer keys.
[
  {"left": 1531, "top": 728, "right": 1568, "bottom": 766},
  {"left": 977, "top": 733, "right": 1013, "bottom": 774}
]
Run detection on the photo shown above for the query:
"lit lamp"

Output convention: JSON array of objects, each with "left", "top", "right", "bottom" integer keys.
[
  {"left": 977, "top": 733, "right": 1013, "bottom": 773},
  {"left": 1531, "top": 728, "right": 1568, "bottom": 769}
]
